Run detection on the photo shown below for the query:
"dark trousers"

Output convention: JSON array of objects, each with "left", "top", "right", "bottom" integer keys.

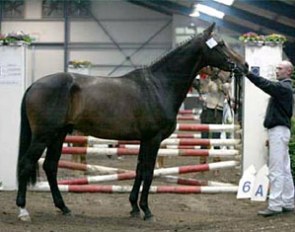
[{"left": 200, "top": 107, "right": 223, "bottom": 163}]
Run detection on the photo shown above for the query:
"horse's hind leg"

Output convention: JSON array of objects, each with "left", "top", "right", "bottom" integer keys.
[
  {"left": 43, "top": 131, "right": 70, "bottom": 215},
  {"left": 17, "top": 141, "right": 47, "bottom": 221}
]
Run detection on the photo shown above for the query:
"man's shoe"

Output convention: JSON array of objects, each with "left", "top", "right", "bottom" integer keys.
[
  {"left": 282, "top": 207, "right": 294, "bottom": 213},
  {"left": 257, "top": 208, "right": 281, "bottom": 217}
]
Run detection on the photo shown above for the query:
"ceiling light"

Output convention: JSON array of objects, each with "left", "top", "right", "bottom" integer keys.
[
  {"left": 195, "top": 4, "right": 225, "bottom": 19},
  {"left": 189, "top": 10, "right": 200, "bottom": 17},
  {"left": 213, "top": 0, "right": 235, "bottom": 6}
]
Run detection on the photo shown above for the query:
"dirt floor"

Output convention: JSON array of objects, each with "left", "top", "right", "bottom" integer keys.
[{"left": 1, "top": 155, "right": 295, "bottom": 232}]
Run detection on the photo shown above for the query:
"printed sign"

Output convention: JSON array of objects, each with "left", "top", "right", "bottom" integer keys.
[
  {"left": 237, "top": 165, "right": 256, "bottom": 199},
  {"left": 0, "top": 47, "right": 24, "bottom": 85},
  {"left": 250, "top": 66, "right": 260, "bottom": 76},
  {"left": 251, "top": 165, "right": 269, "bottom": 201}
]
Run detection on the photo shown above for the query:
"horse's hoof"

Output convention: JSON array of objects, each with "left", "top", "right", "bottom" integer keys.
[
  {"left": 18, "top": 214, "right": 31, "bottom": 222},
  {"left": 130, "top": 210, "right": 140, "bottom": 218},
  {"left": 62, "top": 210, "right": 71, "bottom": 216},
  {"left": 61, "top": 206, "right": 71, "bottom": 215},
  {"left": 143, "top": 214, "right": 155, "bottom": 222},
  {"left": 18, "top": 208, "right": 31, "bottom": 222},
  {"left": 63, "top": 211, "right": 72, "bottom": 216}
]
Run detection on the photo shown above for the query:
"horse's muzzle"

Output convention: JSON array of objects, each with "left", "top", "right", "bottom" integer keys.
[{"left": 228, "top": 61, "right": 237, "bottom": 72}]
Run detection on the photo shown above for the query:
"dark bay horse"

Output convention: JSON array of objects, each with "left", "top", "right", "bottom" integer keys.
[{"left": 16, "top": 23, "right": 244, "bottom": 221}]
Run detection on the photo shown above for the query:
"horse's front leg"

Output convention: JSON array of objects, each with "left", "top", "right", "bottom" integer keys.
[
  {"left": 138, "top": 136, "right": 161, "bottom": 220},
  {"left": 129, "top": 153, "right": 143, "bottom": 217}
]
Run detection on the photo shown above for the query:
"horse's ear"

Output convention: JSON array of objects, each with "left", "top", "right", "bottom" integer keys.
[{"left": 203, "top": 22, "right": 216, "bottom": 38}]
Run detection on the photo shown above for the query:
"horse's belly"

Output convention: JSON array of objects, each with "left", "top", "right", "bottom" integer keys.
[
  {"left": 74, "top": 114, "right": 168, "bottom": 141},
  {"left": 74, "top": 117, "right": 142, "bottom": 140}
]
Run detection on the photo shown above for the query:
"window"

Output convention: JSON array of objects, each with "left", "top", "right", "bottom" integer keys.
[
  {"left": 42, "top": 0, "right": 91, "bottom": 19},
  {"left": 2, "top": 0, "right": 25, "bottom": 18},
  {"left": 42, "top": 0, "right": 64, "bottom": 18},
  {"left": 68, "top": 0, "right": 91, "bottom": 18}
]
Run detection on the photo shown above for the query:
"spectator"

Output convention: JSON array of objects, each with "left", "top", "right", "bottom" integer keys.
[{"left": 196, "top": 67, "right": 232, "bottom": 176}]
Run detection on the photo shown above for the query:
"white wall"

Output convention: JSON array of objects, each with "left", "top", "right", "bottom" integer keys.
[
  {"left": 2, "top": 21, "right": 65, "bottom": 42},
  {"left": 1, "top": 0, "right": 173, "bottom": 80},
  {"left": 1, "top": 0, "right": 245, "bottom": 80}
]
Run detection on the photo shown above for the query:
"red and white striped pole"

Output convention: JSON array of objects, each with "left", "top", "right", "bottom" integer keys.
[
  {"left": 56, "top": 160, "right": 238, "bottom": 185},
  {"left": 39, "top": 159, "right": 237, "bottom": 187},
  {"left": 61, "top": 147, "right": 239, "bottom": 157},
  {"left": 175, "top": 124, "right": 239, "bottom": 132},
  {"left": 64, "top": 134, "right": 203, "bottom": 144},
  {"left": 64, "top": 123, "right": 239, "bottom": 145},
  {"left": 176, "top": 115, "right": 200, "bottom": 121},
  {"left": 30, "top": 184, "right": 238, "bottom": 193},
  {"left": 65, "top": 137, "right": 240, "bottom": 147},
  {"left": 178, "top": 109, "right": 199, "bottom": 115},
  {"left": 38, "top": 158, "right": 127, "bottom": 174},
  {"left": 159, "top": 175, "right": 236, "bottom": 187}
]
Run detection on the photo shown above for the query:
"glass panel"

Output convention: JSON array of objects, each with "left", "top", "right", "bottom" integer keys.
[
  {"left": 68, "top": 0, "right": 91, "bottom": 18},
  {"left": 42, "top": 0, "right": 64, "bottom": 18},
  {"left": 2, "top": 0, "right": 24, "bottom": 18}
]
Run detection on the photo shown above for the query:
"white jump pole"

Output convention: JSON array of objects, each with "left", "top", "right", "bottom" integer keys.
[
  {"left": 242, "top": 43, "right": 283, "bottom": 172},
  {"left": 0, "top": 45, "right": 30, "bottom": 190}
]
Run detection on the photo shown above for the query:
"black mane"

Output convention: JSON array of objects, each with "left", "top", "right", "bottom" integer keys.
[{"left": 149, "top": 34, "right": 201, "bottom": 70}]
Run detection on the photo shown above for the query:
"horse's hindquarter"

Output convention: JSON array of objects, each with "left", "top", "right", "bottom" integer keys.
[
  {"left": 72, "top": 75, "right": 175, "bottom": 140},
  {"left": 25, "top": 73, "right": 76, "bottom": 133}
]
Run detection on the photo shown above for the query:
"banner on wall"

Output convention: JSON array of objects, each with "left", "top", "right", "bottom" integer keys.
[{"left": 0, "top": 47, "right": 24, "bottom": 85}]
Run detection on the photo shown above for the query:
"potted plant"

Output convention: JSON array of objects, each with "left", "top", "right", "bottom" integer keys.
[
  {"left": 264, "top": 34, "right": 287, "bottom": 45},
  {"left": 239, "top": 32, "right": 287, "bottom": 46},
  {"left": 4, "top": 33, "right": 18, "bottom": 45},
  {"left": 0, "top": 34, "right": 5, "bottom": 45},
  {"left": 68, "top": 60, "right": 92, "bottom": 69},
  {"left": 4, "top": 32, "right": 34, "bottom": 46}
]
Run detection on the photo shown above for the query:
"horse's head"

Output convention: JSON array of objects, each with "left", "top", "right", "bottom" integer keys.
[{"left": 200, "top": 23, "right": 245, "bottom": 73}]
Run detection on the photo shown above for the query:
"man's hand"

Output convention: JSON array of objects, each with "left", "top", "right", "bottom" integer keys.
[{"left": 234, "top": 63, "right": 249, "bottom": 76}]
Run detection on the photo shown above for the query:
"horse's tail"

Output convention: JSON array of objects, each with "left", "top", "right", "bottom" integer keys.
[{"left": 17, "top": 88, "right": 37, "bottom": 186}]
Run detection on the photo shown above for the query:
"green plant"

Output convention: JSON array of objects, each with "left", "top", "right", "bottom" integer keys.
[
  {"left": 239, "top": 32, "right": 287, "bottom": 44},
  {"left": 5, "top": 36, "right": 17, "bottom": 44},
  {"left": 3, "top": 32, "right": 34, "bottom": 45},
  {"left": 239, "top": 32, "right": 263, "bottom": 43},
  {"left": 264, "top": 34, "right": 287, "bottom": 43},
  {"left": 68, "top": 60, "right": 92, "bottom": 68},
  {"left": 289, "top": 117, "right": 295, "bottom": 181},
  {"left": 22, "top": 35, "right": 33, "bottom": 43},
  {"left": 292, "top": 69, "right": 295, "bottom": 88}
]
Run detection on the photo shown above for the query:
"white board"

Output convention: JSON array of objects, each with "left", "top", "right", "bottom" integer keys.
[
  {"left": 242, "top": 44, "right": 283, "bottom": 172},
  {"left": 0, "top": 46, "right": 28, "bottom": 190}
]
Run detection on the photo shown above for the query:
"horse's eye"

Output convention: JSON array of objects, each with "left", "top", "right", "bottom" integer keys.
[{"left": 219, "top": 41, "right": 225, "bottom": 46}]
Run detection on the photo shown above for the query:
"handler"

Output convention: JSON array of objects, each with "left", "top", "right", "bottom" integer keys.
[{"left": 239, "top": 60, "right": 295, "bottom": 217}]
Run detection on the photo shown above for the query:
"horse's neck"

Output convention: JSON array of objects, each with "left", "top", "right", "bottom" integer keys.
[{"left": 149, "top": 51, "right": 203, "bottom": 114}]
